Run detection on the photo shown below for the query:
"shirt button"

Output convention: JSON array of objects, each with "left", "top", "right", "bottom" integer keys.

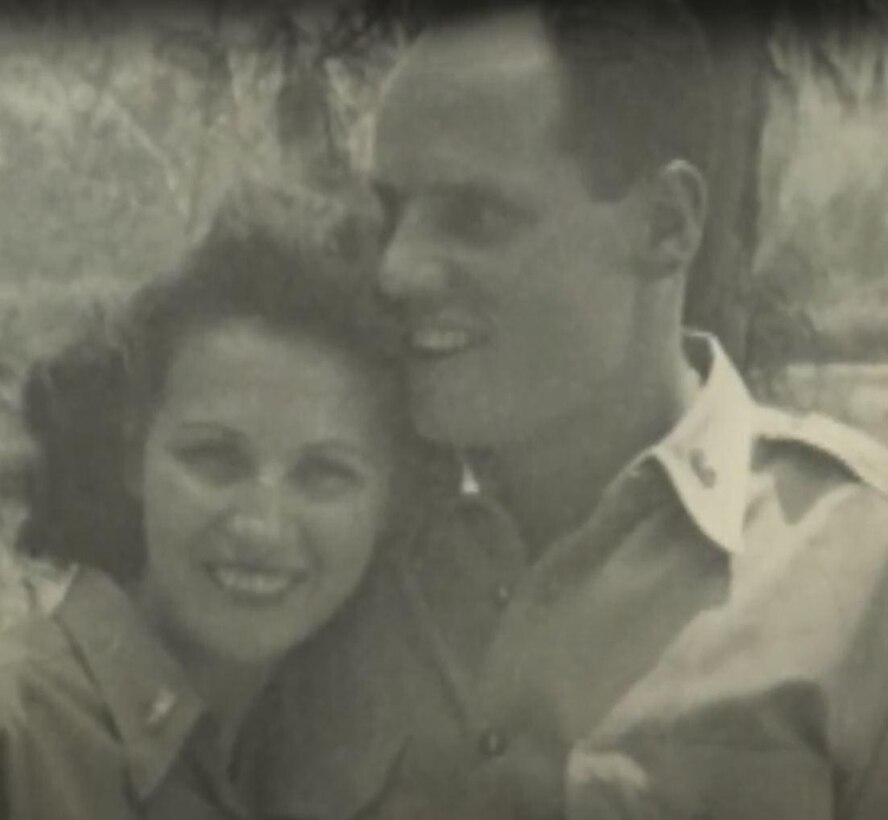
[
  {"left": 689, "top": 448, "right": 717, "bottom": 488},
  {"left": 494, "top": 584, "right": 511, "bottom": 607},
  {"left": 478, "top": 728, "right": 508, "bottom": 758},
  {"left": 145, "top": 687, "right": 178, "bottom": 730}
]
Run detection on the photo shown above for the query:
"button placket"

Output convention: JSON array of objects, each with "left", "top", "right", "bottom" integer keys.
[
  {"left": 494, "top": 583, "right": 512, "bottom": 607},
  {"left": 145, "top": 686, "right": 178, "bottom": 730},
  {"left": 400, "top": 494, "right": 531, "bottom": 731}
]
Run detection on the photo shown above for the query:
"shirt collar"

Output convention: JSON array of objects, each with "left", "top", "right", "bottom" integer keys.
[
  {"left": 457, "top": 331, "right": 753, "bottom": 555},
  {"left": 640, "top": 331, "right": 753, "bottom": 554},
  {"left": 55, "top": 568, "right": 206, "bottom": 801}
]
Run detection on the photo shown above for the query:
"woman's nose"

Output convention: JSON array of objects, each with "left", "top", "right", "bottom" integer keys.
[{"left": 229, "top": 474, "right": 291, "bottom": 550}]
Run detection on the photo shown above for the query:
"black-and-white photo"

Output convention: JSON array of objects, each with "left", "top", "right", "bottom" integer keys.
[{"left": 1, "top": 1, "right": 888, "bottom": 818}]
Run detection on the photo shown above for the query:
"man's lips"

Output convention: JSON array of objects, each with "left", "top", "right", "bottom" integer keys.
[{"left": 407, "top": 319, "right": 487, "bottom": 358}]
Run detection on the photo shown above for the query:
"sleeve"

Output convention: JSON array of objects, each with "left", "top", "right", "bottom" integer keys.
[
  {"left": 0, "top": 722, "right": 41, "bottom": 820},
  {"left": 563, "top": 474, "right": 888, "bottom": 820},
  {"left": 0, "top": 672, "right": 74, "bottom": 820},
  {"left": 0, "top": 669, "right": 49, "bottom": 820},
  {"left": 565, "top": 739, "right": 833, "bottom": 820},
  {"left": 0, "top": 654, "right": 130, "bottom": 820},
  {"left": 843, "top": 715, "right": 888, "bottom": 820}
]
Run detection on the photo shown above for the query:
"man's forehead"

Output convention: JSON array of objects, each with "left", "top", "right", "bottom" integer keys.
[
  {"left": 372, "top": 8, "right": 563, "bottom": 174},
  {"left": 384, "top": 8, "right": 554, "bottom": 107},
  {"left": 404, "top": 6, "right": 551, "bottom": 81}
]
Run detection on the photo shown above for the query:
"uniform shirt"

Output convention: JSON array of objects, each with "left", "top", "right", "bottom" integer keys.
[
  {"left": 0, "top": 567, "right": 281, "bottom": 820},
  {"left": 260, "top": 332, "right": 888, "bottom": 820}
]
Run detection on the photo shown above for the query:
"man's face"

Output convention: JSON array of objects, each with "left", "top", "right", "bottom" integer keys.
[{"left": 372, "top": 10, "right": 648, "bottom": 450}]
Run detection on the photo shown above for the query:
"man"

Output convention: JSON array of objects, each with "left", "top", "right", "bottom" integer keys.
[{"left": 261, "top": 2, "right": 888, "bottom": 818}]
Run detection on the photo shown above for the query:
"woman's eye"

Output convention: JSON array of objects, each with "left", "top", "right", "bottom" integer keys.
[
  {"left": 172, "top": 441, "right": 249, "bottom": 484},
  {"left": 294, "top": 458, "right": 364, "bottom": 499}
]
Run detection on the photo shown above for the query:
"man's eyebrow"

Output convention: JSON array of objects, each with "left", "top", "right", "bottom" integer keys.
[
  {"left": 429, "top": 179, "right": 504, "bottom": 202},
  {"left": 373, "top": 174, "right": 535, "bottom": 221}
]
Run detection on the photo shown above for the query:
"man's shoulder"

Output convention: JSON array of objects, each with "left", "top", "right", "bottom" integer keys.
[
  {"left": 740, "top": 404, "right": 888, "bottom": 602},
  {"left": 751, "top": 403, "right": 888, "bottom": 499}
]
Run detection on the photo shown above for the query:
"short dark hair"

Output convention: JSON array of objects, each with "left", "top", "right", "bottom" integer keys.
[
  {"left": 17, "top": 184, "right": 409, "bottom": 582},
  {"left": 411, "top": 0, "right": 715, "bottom": 198}
]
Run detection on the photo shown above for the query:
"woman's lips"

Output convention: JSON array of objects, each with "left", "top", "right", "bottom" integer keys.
[{"left": 204, "top": 562, "right": 306, "bottom": 603}]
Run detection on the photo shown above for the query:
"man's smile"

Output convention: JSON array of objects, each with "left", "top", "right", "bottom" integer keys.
[{"left": 406, "top": 314, "right": 488, "bottom": 359}]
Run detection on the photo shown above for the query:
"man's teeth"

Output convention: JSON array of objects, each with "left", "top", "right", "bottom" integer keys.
[
  {"left": 209, "top": 566, "right": 296, "bottom": 598},
  {"left": 412, "top": 327, "right": 473, "bottom": 352}
]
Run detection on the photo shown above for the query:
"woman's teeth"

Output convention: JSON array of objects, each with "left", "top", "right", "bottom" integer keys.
[{"left": 207, "top": 565, "right": 298, "bottom": 599}]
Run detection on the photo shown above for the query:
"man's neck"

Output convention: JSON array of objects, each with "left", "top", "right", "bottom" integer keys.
[{"left": 480, "top": 346, "right": 700, "bottom": 558}]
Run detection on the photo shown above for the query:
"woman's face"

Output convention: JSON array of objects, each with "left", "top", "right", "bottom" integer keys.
[{"left": 134, "top": 317, "right": 396, "bottom": 666}]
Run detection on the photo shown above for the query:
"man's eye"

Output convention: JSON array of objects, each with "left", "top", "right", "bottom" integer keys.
[
  {"left": 438, "top": 193, "right": 524, "bottom": 245},
  {"left": 294, "top": 458, "right": 364, "bottom": 500},
  {"left": 173, "top": 441, "right": 249, "bottom": 484}
]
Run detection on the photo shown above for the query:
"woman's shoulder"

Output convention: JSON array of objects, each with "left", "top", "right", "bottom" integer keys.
[
  {"left": 0, "top": 606, "right": 105, "bottom": 733},
  {"left": 0, "top": 577, "right": 141, "bottom": 820}
]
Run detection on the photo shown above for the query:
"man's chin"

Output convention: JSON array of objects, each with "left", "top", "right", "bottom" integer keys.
[
  {"left": 410, "top": 394, "right": 510, "bottom": 449},
  {"left": 407, "top": 365, "right": 521, "bottom": 447}
]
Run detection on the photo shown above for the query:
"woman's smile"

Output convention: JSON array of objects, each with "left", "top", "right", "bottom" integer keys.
[
  {"left": 136, "top": 318, "right": 395, "bottom": 665},
  {"left": 202, "top": 559, "right": 308, "bottom": 604}
]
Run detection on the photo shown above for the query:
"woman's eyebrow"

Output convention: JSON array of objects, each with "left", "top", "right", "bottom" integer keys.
[
  {"left": 168, "top": 421, "right": 243, "bottom": 441},
  {"left": 300, "top": 439, "right": 379, "bottom": 464}
]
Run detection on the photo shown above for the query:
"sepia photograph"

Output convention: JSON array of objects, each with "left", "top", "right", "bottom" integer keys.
[{"left": 1, "top": 1, "right": 888, "bottom": 818}]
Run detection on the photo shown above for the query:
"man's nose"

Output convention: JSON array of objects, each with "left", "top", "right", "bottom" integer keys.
[{"left": 377, "top": 231, "right": 452, "bottom": 304}]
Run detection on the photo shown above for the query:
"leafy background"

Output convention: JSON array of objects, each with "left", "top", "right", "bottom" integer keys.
[{"left": 1, "top": 0, "right": 888, "bottom": 617}]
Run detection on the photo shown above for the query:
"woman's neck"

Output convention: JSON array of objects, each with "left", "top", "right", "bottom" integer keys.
[{"left": 178, "top": 650, "right": 276, "bottom": 764}]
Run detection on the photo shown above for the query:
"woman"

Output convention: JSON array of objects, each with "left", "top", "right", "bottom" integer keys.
[{"left": 0, "top": 185, "right": 423, "bottom": 819}]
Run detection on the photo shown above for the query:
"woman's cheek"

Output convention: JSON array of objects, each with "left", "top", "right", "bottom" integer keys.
[
  {"left": 307, "top": 492, "right": 388, "bottom": 565},
  {"left": 143, "top": 452, "right": 230, "bottom": 535}
]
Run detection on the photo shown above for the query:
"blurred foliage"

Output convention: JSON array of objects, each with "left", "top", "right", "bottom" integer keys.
[
  {"left": 0, "top": 0, "right": 396, "bottom": 371},
  {"left": 0, "top": 0, "right": 399, "bottom": 608},
  {"left": 752, "top": 0, "right": 888, "bottom": 367},
  {"left": 1, "top": 0, "right": 888, "bottom": 607}
]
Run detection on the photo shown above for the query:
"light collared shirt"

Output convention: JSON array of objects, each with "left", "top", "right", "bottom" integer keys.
[
  {"left": 259, "top": 332, "right": 888, "bottom": 820},
  {"left": 0, "top": 568, "right": 279, "bottom": 820}
]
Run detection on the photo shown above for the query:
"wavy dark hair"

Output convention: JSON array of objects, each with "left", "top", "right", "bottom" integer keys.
[{"left": 17, "top": 184, "right": 422, "bottom": 582}]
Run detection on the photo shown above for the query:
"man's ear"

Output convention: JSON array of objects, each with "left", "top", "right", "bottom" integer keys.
[{"left": 640, "top": 159, "right": 707, "bottom": 278}]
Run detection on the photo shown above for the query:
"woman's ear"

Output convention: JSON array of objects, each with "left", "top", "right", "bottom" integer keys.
[{"left": 640, "top": 159, "right": 707, "bottom": 278}]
